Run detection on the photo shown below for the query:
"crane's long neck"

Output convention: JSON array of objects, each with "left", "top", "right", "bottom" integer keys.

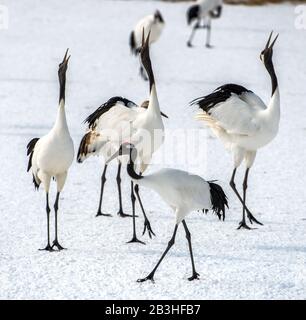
[
  {"left": 265, "top": 59, "right": 280, "bottom": 123},
  {"left": 147, "top": 84, "right": 162, "bottom": 120},
  {"left": 266, "top": 59, "right": 278, "bottom": 97},
  {"left": 127, "top": 149, "right": 143, "bottom": 180},
  {"left": 54, "top": 72, "right": 69, "bottom": 133},
  {"left": 54, "top": 99, "right": 69, "bottom": 133}
]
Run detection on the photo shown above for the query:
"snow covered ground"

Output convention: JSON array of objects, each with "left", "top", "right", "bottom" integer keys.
[{"left": 0, "top": 0, "right": 305, "bottom": 300}]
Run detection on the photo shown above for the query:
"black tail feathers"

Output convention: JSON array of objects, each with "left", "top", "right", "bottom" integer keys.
[{"left": 208, "top": 181, "right": 228, "bottom": 221}]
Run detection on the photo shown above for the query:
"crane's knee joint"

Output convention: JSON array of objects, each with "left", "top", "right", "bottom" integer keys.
[
  {"left": 131, "top": 193, "right": 136, "bottom": 202},
  {"left": 185, "top": 231, "right": 191, "bottom": 240}
]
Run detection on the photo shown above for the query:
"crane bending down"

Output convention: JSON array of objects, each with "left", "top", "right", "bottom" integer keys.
[
  {"left": 77, "top": 32, "right": 167, "bottom": 244},
  {"left": 129, "top": 10, "right": 165, "bottom": 80},
  {"left": 107, "top": 143, "right": 228, "bottom": 282},
  {"left": 191, "top": 32, "right": 280, "bottom": 230},
  {"left": 27, "top": 50, "right": 74, "bottom": 251},
  {"left": 187, "top": 0, "right": 223, "bottom": 48}
]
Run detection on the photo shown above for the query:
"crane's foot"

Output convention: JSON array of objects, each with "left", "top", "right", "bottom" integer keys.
[
  {"left": 188, "top": 272, "right": 200, "bottom": 281},
  {"left": 96, "top": 211, "right": 112, "bottom": 217},
  {"left": 117, "top": 211, "right": 136, "bottom": 218},
  {"left": 237, "top": 221, "right": 254, "bottom": 230},
  {"left": 187, "top": 41, "right": 193, "bottom": 48},
  {"left": 127, "top": 236, "right": 145, "bottom": 245},
  {"left": 137, "top": 273, "right": 155, "bottom": 283},
  {"left": 142, "top": 219, "right": 156, "bottom": 239},
  {"left": 52, "top": 240, "right": 66, "bottom": 251},
  {"left": 247, "top": 212, "right": 263, "bottom": 226},
  {"left": 39, "top": 244, "right": 54, "bottom": 252},
  {"left": 205, "top": 44, "right": 213, "bottom": 49}
]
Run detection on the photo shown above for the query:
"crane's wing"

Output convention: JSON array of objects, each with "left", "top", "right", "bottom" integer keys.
[
  {"left": 26, "top": 137, "right": 40, "bottom": 189},
  {"left": 84, "top": 97, "right": 138, "bottom": 130},
  {"left": 191, "top": 84, "right": 263, "bottom": 136},
  {"left": 78, "top": 97, "right": 142, "bottom": 162}
]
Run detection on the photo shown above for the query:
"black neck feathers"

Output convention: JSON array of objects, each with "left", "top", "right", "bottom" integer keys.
[
  {"left": 265, "top": 60, "right": 278, "bottom": 96},
  {"left": 127, "top": 148, "right": 143, "bottom": 180},
  {"left": 59, "top": 75, "right": 66, "bottom": 103}
]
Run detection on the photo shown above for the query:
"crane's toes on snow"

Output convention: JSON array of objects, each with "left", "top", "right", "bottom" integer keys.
[
  {"left": 142, "top": 219, "right": 156, "bottom": 239},
  {"left": 51, "top": 240, "right": 66, "bottom": 251},
  {"left": 137, "top": 274, "right": 155, "bottom": 283},
  {"left": 39, "top": 244, "right": 55, "bottom": 252},
  {"left": 188, "top": 272, "right": 200, "bottom": 281},
  {"left": 117, "top": 211, "right": 136, "bottom": 218},
  {"left": 187, "top": 41, "right": 193, "bottom": 48},
  {"left": 96, "top": 212, "right": 112, "bottom": 217},
  {"left": 247, "top": 213, "right": 264, "bottom": 226},
  {"left": 127, "top": 237, "right": 146, "bottom": 245},
  {"left": 237, "top": 221, "right": 255, "bottom": 230}
]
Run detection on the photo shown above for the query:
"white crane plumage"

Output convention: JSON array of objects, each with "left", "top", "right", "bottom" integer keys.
[
  {"left": 186, "top": 0, "right": 223, "bottom": 48},
  {"left": 129, "top": 10, "right": 165, "bottom": 80},
  {"left": 27, "top": 50, "right": 74, "bottom": 251},
  {"left": 77, "top": 32, "right": 167, "bottom": 244},
  {"left": 107, "top": 143, "right": 228, "bottom": 282},
  {"left": 191, "top": 32, "right": 280, "bottom": 230}
]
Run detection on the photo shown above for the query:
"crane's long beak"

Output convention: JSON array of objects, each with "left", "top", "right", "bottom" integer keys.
[{"left": 160, "top": 111, "right": 168, "bottom": 118}]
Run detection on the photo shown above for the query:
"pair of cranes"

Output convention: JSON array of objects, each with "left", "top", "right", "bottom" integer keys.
[{"left": 27, "top": 17, "right": 280, "bottom": 282}]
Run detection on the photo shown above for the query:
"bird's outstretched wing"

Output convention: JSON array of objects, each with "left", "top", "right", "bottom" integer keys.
[{"left": 191, "top": 84, "right": 264, "bottom": 136}]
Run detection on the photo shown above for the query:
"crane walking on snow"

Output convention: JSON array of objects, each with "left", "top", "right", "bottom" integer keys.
[
  {"left": 107, "top": 143, "right": 228, "bottom": 282},
  {"left": 191, "top": 32, "right": 280, "bottom": 230},
  {"left": 27, "top": 49, "right": 74, "bottom": 251},
  {"left": 187, "top": 0, "right": 223, "bottom": 48}
]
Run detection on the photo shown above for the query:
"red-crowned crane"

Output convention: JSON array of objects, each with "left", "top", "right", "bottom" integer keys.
[
  {"left": 191, "top": 32, "right": 280, "bottom": 230},
  {"left": 27, "top": 50, "right": 74, "bottom": 251},
  {"left": 107, "top": 143, "right": 228, "bottom": 282},
  {"left": 129, "top": 10, "right": 165, "bottom": 80},
  {"left": 187, "top": 0, "right": 223, "bottom": 48}
]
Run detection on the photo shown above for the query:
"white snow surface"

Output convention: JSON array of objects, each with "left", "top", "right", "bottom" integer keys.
[{"left": 0, "top": 0, "right": 305, "bottom": 300}]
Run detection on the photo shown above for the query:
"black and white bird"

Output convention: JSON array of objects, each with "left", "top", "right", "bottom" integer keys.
[
  {"left": 27, "top": 50, "right": 74, "bottom": 251},
  {"left": 191, "top": 32, "right": 280, "bottom": 230},
  {"left": 77, "top": 32, "right": 167, "bottom": 244},
  {"left": 129, "top": 10, "right": 165, "bottom": 80},
  {"left": 186, "top": 0, "right": 223, "bottom": 48},
  {"left": 107, "top": 143, "right": 228, "bottom": 282}
]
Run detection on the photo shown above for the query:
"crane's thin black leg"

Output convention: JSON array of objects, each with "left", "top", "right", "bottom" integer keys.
[
  {"left": 205, "top": 20, "right": 213, "bottom": 48},
  {"left": 182, "top": 220, "right": 200, "bottom": 281},
  {"left": 137, "top": 224, "right": 178, "bottom": 283},
  {"left": 116, "top": 162, "right": 133, "bottom": 218},
  {"left": 127, "top": 181, "right": 145, "bottom": 245},
  {"left": 52, "top": 192, "right": 66, "bottom": 250},
  {"left": 237, "top": 169, "right": 252, "bottom": 230},
  {"left": 96, "top": 164, "right": 112, "bottom": 217},
  {"left": 134, "top": 184, "right": 155, "bottom": 239},
  {"left": 39, "top": 192, "right": 54, "bottom": 252},
  {"left": 230, "top": 169, "right": 262, "bottom": 228},
  {"left": 187, "top": 20, "right": 200, "bottom": 47}
]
